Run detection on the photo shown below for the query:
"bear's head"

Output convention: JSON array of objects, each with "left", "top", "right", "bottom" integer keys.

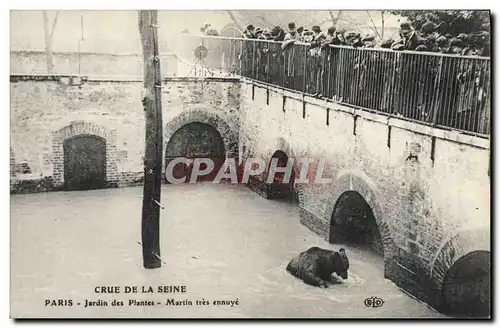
[{"left": 331, "top": 248, "right": 349, "bottom": 279}]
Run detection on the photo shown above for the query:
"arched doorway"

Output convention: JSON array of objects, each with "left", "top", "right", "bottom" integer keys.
[
  {"left": 165, "top": 122, "right": 226, "bottom": 183},
  {"left": 441, "top": 250, "right": 490, "bottom": 318},
  {"left": 63, "top": 135, "right": 106, "bottom": 191},
  {"left": 266, "top": 150, "right": 296, "bottom": 201},
  {"left": 329, "top": 191, "right": 384, "bottom": 257}
]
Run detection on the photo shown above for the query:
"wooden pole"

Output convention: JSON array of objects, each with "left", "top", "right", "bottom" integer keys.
[{"left": 138, "top": 10, "right": 163, "bottom": 269}]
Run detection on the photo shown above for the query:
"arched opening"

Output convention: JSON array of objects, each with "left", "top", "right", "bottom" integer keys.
[
  {"left": 63, "top": 135, "right": 106, "bottom": 191},
  {"left": 165, "top": 122, "right": 226, "bottom": 183},
  {"left": 441, "top": 250, "right": 490, "bottom": 318},
  {"left": 265, "top": 150, "right": 296, "bottom": 202},
  {"left": 329, "top": 191, "right": 384, "bottom": 257}
]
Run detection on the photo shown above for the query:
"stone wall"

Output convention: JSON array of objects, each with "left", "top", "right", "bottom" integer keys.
[
  {"left": 10, "top": 50, "right": 179, "bottom": 76},
  {"left": 10, "top": 76, "right": 240, "bottom": 193},
  {"left": 238, "top": 79, "right": 490, "bottom": 310}
]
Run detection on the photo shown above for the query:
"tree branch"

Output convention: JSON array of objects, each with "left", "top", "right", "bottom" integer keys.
[
  {"left": 49, "top": 11, "right": 59, "bottom": 40},
  {"left": 226, "top": 10, "right": 244, "bottom": 32}
]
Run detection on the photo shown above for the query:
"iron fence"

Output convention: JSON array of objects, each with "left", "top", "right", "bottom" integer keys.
[{"left": 172, "top": 34, "right": 491, "bottom": 137}]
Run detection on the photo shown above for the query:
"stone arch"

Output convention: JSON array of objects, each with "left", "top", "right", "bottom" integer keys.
[
  {"left": 264, "top": 137, "right": 302, "bottom": 203},
  {"left": 326, "top": 169, "right": 395, "bottom": 264},
  {"left": 52, "top": 121, "right": 118, "bottom": 188},
  {"left": 164, "top": 110, "right": 238, "bottom": 161},
  {"left": 440, "top": 250, "right": 490, "bottom": 317},
  {"left": 429, "top": 228, "right": 490, "bottom": 313}
]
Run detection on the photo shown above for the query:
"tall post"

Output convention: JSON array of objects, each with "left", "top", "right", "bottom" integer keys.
[{"left": 138, "top": 10, "right": 163, "bottom": 269}]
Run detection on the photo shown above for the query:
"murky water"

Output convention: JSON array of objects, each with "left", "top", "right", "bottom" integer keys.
[{"left": 11, "top": 183, "right": 445, "bottom": 318}]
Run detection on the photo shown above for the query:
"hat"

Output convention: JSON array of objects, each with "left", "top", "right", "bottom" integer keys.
[
  {"left": 327, "top": 26, "right": 336, "bottom": 35},
  {"left": 255, "top": 27, "right": 263, "bottom": 34},
  {"left": 415, "top": 44, "right": 427, "bottom": 51},
  {"left": 420, "top": 21, "right": 437, "bottom": 34},
  {"left": 297, "top": 26, "right": 304, "bottom": 33},
  {"left": 435, "top": 35, "right": 448, "bottom": 46},
  {"left": 392, "top": 43, "right": 405, "bottom": 50},
  {"left": 457, "top": 33, "right": 468, "bottom": 40},
  {"left": 246, "top": 24, "right": 255, "bottom": 31},
  {"left": 362, "top": 34, "right": 375, "bottom": 42},
  {"left": 288, "top": 22, "right": 296, "bottom": 30},
  {"left": 399, "top": 22, "right": 413, "bottom": 33},
  {"left": 312, "top": 25, "right": 321, "bottom": 33},
  {"left": 450, "top": 37, "right": 462, "bottom": 46},
  {"left": 380, "top": 39, "right": 393, "bottom": 48},
  {"left": 345, "top": 31, "right": 358, "bottom": 39}
]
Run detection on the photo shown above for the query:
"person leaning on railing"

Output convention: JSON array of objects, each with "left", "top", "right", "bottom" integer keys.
[
  {"left": 391, "top": 22, "right": 427, "bottom": 51},
  {"left": 309, "top": 25, "right": 327, "bottom": 97},
  {"left": 243, "top": 24, "right": 257, "bottom": 39}
]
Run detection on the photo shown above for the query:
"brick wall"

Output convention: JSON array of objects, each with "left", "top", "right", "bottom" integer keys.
[
  {"left": 238, "top": 79, "right": 490, "bottom": 309},
  {"left": 10, "top": 76, "right": 240, "bottom": 193},
  {"left": 10, "top": 50, "right": 179, "bottom": 77}
]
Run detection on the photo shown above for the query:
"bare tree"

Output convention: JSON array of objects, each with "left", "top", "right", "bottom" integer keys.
[
  {"left": 226, "top": 11, "right": 244, "bottom": 32},
  {"left": 42, "top": 10, "right": 59, "bottom": 74},
  {"left": 328, "top": 10, "right": 343, "bottom": 27},
  {"left": 381, "top": 10, "right": 385, "bottom": 39},
  {"left": 366, "top": 11, "right": 382, "bottom": 40}
]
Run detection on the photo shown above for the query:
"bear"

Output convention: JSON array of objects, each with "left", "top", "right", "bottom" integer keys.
[{"left": 286, "top": 247, "right": 349, "bottom": 288}]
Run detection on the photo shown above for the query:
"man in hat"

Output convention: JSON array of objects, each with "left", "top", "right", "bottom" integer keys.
[
  {"left": 302, "top": 29, "right": 314, "bottom": 43},
  {"left": 308, "top": 25, "right": 327, "bottom": 97},
  {"left": 255, "top": 27, "right": 263, "bottom": 39},
  {"left": 271, "top": 26, "right": 285, "bottom": 41},
  {"left": 391, "top": 22, "right": 426, "bottom": 51},
  {"left": 282, "top": 22, "right": 301, "bottom": 88},
  {"left": 283, "top": 22, "right": 301, "bottom": 44},
  {"left": 435, "top": 35, "right": 452, "bottom": 53},
  {"left": 282, "top": 22, "right": 300, "bottom": 50},
  {"left": 345, "top": 31, "right": 363, "bottom": 47},
  {"left": 243, "top": 24, "right": 256, "bottom": 39},
  {"left": 330, "top": 28, "right": 346, "bottom": 46},
  {"left": 361, "top": 34, "right": 376, "bottom": 48},
  {"left": 259, "top": 28, "right": 271, "bottom": 40},
  {"left": 323, "top": 26, "right": 336, "bottom": 45}
]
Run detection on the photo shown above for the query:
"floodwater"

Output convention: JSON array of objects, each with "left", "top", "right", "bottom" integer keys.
[{"left": 11, "top": 183, "right": 445, "bottom": 318}]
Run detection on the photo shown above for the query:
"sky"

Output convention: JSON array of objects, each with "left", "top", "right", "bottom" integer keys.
[
  {"left": 10, "top": 10, "right": 401, "bottom": 54},
  {"left": 10, "top": 10, "right": 233, "bottom": 53}
]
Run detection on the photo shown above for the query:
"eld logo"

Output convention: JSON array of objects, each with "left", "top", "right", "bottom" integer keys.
[{"left": 364, "top": 296, "right": 385, "bottom": 308}]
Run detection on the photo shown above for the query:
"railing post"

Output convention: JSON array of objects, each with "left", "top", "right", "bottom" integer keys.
[
  {"left": 389, "top": 52, "right": 399, "bottom": 115},
  {"left": 251, "top": 40, "right": 256, "bottom": 80},
  {"left": 239, "top": 40, "right": 243, "bottom": 76},
  {"left": 431, "top": 56, "right": 444, "bottom": 126},
  {"left": 302, "top": 46, "right": 307, "bottom": 93}
]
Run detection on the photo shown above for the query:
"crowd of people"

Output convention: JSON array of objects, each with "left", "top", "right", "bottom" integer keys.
[
  {"left": 212, "top": 21, "right": 490, "bottom": 57},
  {"left": 195, "top": 20, "right": 490, "bottom": 134}
]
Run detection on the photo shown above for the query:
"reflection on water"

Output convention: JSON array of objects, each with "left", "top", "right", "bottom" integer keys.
[{"left": 11, "top": 183, "right": 445, "bottom": 318}]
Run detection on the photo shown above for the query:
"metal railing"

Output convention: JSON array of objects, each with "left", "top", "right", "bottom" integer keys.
[{"left": 171, "top": 34, "right": 491, "bottom": 137}]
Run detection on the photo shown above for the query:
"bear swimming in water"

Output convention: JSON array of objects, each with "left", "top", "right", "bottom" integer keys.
[{"left": 286, "top": 247, "right": 349, "bottom": 288}]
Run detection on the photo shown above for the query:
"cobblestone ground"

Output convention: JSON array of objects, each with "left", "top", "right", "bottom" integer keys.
[{"left": 11, "top": 183, "right": 445, "bottom": 318}]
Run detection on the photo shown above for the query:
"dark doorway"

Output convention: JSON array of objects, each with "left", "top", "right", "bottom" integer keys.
[
  {"left": 266, "top": 150, "right": 296, "bottom": 201},
  {"left": 441, "top": 250, "right": 490, "bottom": 318},
  {"left": 64, "top": 135, "right": 106, "bottom": 191},
  {"left": 329, "top": 191, "right": 384, "bottom": 257},
  {"left": 165, "top": 122, "right": 226, "bottom": 183}
]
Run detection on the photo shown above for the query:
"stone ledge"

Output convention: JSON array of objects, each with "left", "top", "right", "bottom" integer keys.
[
  {"left": 242, "top": 78, "right": 490, "bottom": 149},
  {"left": 299, "top": 207, "right": 329, "bottom": 241}
]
